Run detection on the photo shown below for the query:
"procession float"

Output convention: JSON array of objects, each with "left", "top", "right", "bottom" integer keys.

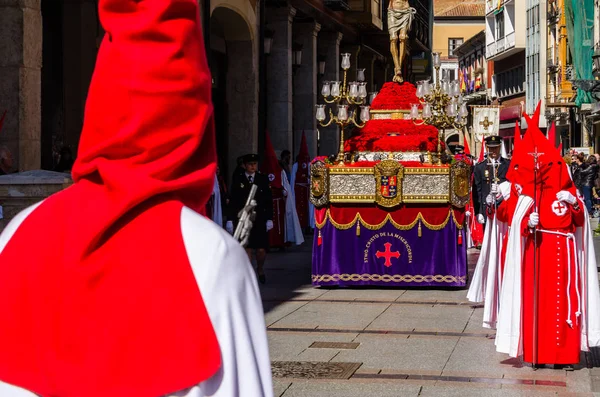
[{"left": 310, "top": 49, "right": 471, "bottom": 288}]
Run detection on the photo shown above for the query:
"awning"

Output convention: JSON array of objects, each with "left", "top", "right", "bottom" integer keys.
[{"left": 500, "top": 105, "right": 521, "bottom": 121}]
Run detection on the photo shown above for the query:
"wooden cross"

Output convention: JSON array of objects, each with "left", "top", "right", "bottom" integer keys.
[{"left": 479, "top": 116, "right": 494, "bottom": 131}]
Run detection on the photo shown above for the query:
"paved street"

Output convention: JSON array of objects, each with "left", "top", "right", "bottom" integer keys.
[{"left": 259, "top": 236, "right": 600, "bottom": 396}]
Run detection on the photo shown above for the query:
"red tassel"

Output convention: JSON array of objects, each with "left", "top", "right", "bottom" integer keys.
[
  {"left": 318, "top": 230, "right": 322, "bottom": 246},
  {"left": 458, "top": 231, "right": 462, "bottom": 245}
]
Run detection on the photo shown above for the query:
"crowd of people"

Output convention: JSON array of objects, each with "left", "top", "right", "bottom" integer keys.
[
  {"left": 204, "top": 134, "right": 314, "bottom": 284},
  {"left": 567, "top": 150, "right": 600, "bottom": 217}
]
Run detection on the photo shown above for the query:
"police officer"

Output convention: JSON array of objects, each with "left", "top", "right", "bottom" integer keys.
[
  {"left": 226, "top": 154, "right": 273, "bottom": 284},
  {"left": 473, "top": 135, "right": 510, "bottom": 224}
]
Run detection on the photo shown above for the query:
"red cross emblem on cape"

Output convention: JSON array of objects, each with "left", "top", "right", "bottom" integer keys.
[{"left": 552, "top": 200, "right": 567, "bottom": 216}]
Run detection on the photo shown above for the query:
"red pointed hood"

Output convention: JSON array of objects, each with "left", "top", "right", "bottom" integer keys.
[
  {"left": 262, "top": 132, "right": 283, "bottom": 189},
  {"left": 463, "top": 136, "right": 471, "bottom": 156},
  {"left": 511, "top": 112, "right": 572, "bottom": 198},
  {"left": 0, "top": 1, "right": 220, "bottom": 396},
  {"left": 297, "top": 131, "right": 310, "bottom": 164},
  {"left": 547, "top": 121, "right": 557, "bottom": 147},
  {"left": 506, "top": 121, "right": 522, "bottom": 184},
  {"left": 295, "top": 131, "right": 311, "bottom": 183},
  {"left": 477, "top": 139, "right": 486, "bottom": 163}
]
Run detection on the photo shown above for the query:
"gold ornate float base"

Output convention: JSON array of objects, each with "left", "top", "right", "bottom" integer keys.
[{"left": 310, "top": 158, "right": 470, "bottom": 208}]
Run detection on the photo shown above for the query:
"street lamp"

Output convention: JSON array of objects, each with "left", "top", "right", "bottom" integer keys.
[
  {"left": 411, "top": 52, "right": 469, "bottom": 165},
  {"left": 316, "top": 53, "right": 370, "bottom": 164},
  {"left": 264, "top": 29, "right": 275, "bottom": 55},
  {"left": 318, "top": 55, "right": 327, "bottom": 76},
  {"left": 292, "top": 43, "right": 303, "bottom": 67}
]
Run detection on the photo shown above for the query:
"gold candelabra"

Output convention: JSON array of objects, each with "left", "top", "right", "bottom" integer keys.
[
  {"left": 410, "top": 52, "right": 469, "bottom": 165},
  {"left": 316, "top": 53, "right": 373, "bottom": 164}
]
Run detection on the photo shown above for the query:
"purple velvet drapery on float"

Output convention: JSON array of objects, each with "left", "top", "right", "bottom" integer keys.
[{"left": 312, "top": 217, "right": 467, "bottom": 287}]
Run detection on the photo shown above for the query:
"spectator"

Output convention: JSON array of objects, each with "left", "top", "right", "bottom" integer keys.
[
  {"left": 579, "top": 155, "right": 598, "bottom": 214},
  {"left": 572, "top": 152, "right": 586, "bottom": 195}
]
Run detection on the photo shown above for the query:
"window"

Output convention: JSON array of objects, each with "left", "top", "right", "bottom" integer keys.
[
  {"left": 495, "top": 66, "right": 525, "bottom": 98},
  {"left": 495, "top": 12, "right": 505, "bottom": 39},
  {"left": 448, "top": 38, "right": 464, "bottom": 58}
]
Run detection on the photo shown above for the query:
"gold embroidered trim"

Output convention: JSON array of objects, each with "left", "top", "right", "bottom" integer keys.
[
  {"left": 312, "top": 274, "right": 466, "bottom": 283},
  {"left": 315, "top": 209, "right": 463, "bottom": 231}
]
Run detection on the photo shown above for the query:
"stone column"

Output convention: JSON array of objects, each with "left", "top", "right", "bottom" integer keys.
[
  {"left": 0, "top": 0, "right": 42, "bottom": 172},
  {"left": 318, "top": 31, "right": 343, "bottom": 157},
  {"left": 292, "top": 22, "right": 320, "bottom": 160},
  {"left": 226, "top": 40, "right": 258, "bottom": 177},
  {"left": 266, "top": 6, "right": 296, "bottom": 155}
]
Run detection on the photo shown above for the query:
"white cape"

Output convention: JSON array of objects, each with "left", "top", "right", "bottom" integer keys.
[
  {"left": 466, "top": 212, "right": 508, "bottom": 329},
  {"left": 495, "top": 195, "right": 600, "bottom": 357},
  {"left": 211, "top": 174, "right": 223, "bottom": 227},
  {"left": 282, "top": 170, "right": 304, "bottom": 245},
  {"left": 0, "top": 204, "right": 274, "bottom": 397},
  {"left": 291, "top": 162, "right": 315, "bottom": 229}
]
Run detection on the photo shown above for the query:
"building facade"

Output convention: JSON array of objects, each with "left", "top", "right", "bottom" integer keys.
[
  {"left": 0, "top": 0, "right": 432, "bottom": 181},
  {"left": 454, "top": 30, "right": 489, "bottom": 156},
  {"left": 433, "top": 1, "right": 486, "bottom": 83},
  {"left": 485, "top": 0, "right": 526, "bottom": 144}
]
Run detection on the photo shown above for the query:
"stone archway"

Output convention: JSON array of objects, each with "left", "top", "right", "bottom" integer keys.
[{"left": 210, "top": 6, "right": 257, "bottom": 182}]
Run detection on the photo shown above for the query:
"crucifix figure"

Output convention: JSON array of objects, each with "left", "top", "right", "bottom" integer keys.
[
  {"left": 388, "top": 0, "right": 416, "bottom": 83},
  {"left": 479, "top": 116, "right": 494, "bottom": 131}
]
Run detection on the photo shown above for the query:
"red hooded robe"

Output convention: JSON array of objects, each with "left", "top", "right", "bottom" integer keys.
[
  {"left": 511, "top": 109, "right": 585, "bottom": 364},
  {"left": 0, "top": 1, "right": 221, "bottom": 395},
  {"left": 263, "top": 132, "right": 286, "bottom": 248}
]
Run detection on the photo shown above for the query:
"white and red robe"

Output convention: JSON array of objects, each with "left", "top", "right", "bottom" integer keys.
[
  {"left": 496, "top": 195, "right": 600, "bottom": 363},
  {"left": 0, "top": 205, "right": 273, "bottom": 396}
]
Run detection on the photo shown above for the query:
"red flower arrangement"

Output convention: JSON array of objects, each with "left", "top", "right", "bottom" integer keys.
[
  {"left": 370, "top": 82, "right": 419, "bottom": 110},
  {"left": 344, "top": 119, "right": 443, "bottom": 153}
]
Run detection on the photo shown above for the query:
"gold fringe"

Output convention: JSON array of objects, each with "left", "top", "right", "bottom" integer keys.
[
  {"left": 418, "top": 220, "right": 422, "bottom": 237},
  {"left": 356, "top": 222, "right": 361, "bottom": 236}
]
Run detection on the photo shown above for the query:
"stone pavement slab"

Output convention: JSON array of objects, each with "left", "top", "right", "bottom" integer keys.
[
  {"left": 264, "top": 301, "right": 309, "bottom": 327},
  {"left": 366, "top": 304, "right": 474, "bottom": 332},
  {"left": 316, "top": 288, "right": 406, "bottom": 302},
  {"left": 332, "top": 333, "right": 459, "bottom": 372},
  {"left": 419, "top": 384, "right": 568, "bottom": 396},
  {"left": 278, "top": 380, "right": 421, "bottom": 397},
  {"left": 269, "top": 301, "right": 390, "bottom": 330},
  {"left": 267, "top": 331, "right": 359, "bottom": 362},
  {"left": 397, "top": 288, "right": 471, "bottom": 303}
]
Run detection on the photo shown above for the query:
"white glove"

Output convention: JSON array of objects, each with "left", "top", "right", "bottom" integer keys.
[
  {"left": 226, "top": 220, "right": 234, "bottom": 234},
  {"left": 491, "top": 183, "right": 498, "bottom": 195},
  {"left": 266, "top": 220, "right": 274, "bottom": 231},
  {"left": 465, "top": 211, "right": 471, "bottom": 217},
  {"left": 528, "top": 212, "right": 539, "bottom": 228},
  {"left": 477, "top": 214, "right": 485, "bottom": 224},
  {"left": 556, "top": 190, "right": 576, "bottom": 205},
  {"left": 498, "top": 181, "right": 511, "bottom": 201},
  {"left": 282, "top": 189, "right": 288, "bottom": 197},
  {"left": 485, "top": 194, "right": 493, "bottom": 206}
]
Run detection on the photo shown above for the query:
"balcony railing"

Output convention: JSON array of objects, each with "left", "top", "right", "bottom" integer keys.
[{"left": 485, "top": 32, "right": 516, "bottom": 58}]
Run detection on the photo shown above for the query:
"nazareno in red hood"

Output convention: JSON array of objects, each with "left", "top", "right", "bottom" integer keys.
[{"left": 0, "top": 0, "right": 221, "bottom": 396}]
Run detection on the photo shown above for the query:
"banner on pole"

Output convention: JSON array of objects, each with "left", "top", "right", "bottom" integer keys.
[{"left": 471, "top": 106, "right": 500, "bottom": 141}]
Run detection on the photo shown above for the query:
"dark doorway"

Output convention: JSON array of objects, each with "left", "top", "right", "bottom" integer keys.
[
  {"left": 41, "top": 0, "right": 65, "bottom": 170},
  {"left": 211, "top": 50, "right": 228, "bottom": 179}
]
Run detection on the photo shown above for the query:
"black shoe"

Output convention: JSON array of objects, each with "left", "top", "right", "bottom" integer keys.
[{"left": 258, "top": 274, "right": 266, "bottom": 284}]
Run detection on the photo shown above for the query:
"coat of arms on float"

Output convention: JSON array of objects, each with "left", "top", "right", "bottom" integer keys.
[
  {"left": 310, "top": 160, "right": 329, "bottom": 207},
  {"left": 374, "top": 159, "right": 404, "bottom": 208}
]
